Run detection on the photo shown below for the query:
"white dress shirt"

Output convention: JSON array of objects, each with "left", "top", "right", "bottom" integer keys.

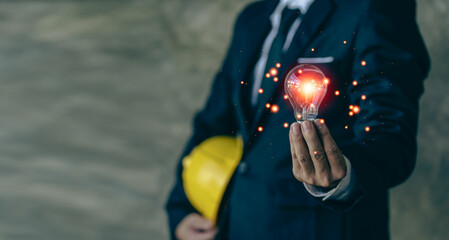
[{"left": 251, "top": 0, "right": 357, "bottom": 201}]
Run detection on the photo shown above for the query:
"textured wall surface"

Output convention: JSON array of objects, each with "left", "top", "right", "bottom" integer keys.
[{"left": 0, "top": 0, "right": 447, "bottom": 239}]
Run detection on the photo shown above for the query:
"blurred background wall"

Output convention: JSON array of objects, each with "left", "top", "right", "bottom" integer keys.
[{"left": 0, "top": 0, "right": 447, "bottom": 239}]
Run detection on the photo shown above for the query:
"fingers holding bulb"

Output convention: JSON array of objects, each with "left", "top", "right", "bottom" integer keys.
[
  {"left": 289, "top": 121, "right": 347, "bottom": 187},
  {"left": 290, "top": 123, "right": 315, "bottom": 177}
]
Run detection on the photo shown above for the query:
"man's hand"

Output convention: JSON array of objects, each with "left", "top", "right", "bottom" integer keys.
[
  {"left": 289, "top": 120, "right": 347, "bottom": 188},
  {"left": 175, "top": 213, "right": 218, "bottom": 240}
]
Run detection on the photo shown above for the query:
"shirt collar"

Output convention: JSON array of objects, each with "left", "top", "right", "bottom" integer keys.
[{"left": 281, "top": 0, "right": 315, "bottom": 14}]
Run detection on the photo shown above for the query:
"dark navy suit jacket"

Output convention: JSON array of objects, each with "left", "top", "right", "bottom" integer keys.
[{"left": 166, "top": 0, "right": 430, "bottom": 239}]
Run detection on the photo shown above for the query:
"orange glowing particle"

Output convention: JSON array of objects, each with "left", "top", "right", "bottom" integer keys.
[
  {"left": 296, "top": 114, "right": 302, "bottom": 120},
  {"left": 313, "top": 150, "right": 318, "bottom": 155},
  {"left": 320, "top": 119, "right": 325, "bottom": 124},
  {"left": 361, "top": 95, "right": 366, "bottom": 100},
  {"left": 349, "top": 105, "right": 354, "bottom": 110},
  {"left": 335, "top": 90, "right": 340, "bottom": 96},
  {"left": 311, "top": 48, "right": 315, "bottom": 52},
  {"left": 271, "top": 104, "right": 279, "bottom": 113},
  {"left": 349, "top": 111, "right": 354, "bottom": 116},
  {"left": 240, "top": 81, "right": 244, "bottom": 84},
  {"left": 324, "top": 78, "right": 329, "bottom": 85},
  {"left": 283, "top": 122, "right": 289, "bottom": 128},
  {"left": 298, "top": 69, "right": 303, "bottom": 74},
  {"left": 276, "top": 63, "right": 281, "bottom": 68},
  {"left": 352, "top": 80, "right": 358, "bottom": 86},
  {"left": 270, "top": 68, "right": 278, "bottom": 76},
  {"left": 265, "top": 73, "right": 271, "bottom": 78},
  {"left": 273, "top": 77, "right": 279, "bottom": 82},
  {"left": 345, "top": 125, "right": 348, "bottom": 129},
  {"left": 365, "top": 126, "right": 370, "bottom": 132},
  {"left": 258, "top": 88, "right": 263, "bottom": 94},
  {"left": 353, "top": 105, "right": 360, "bottom": 113},
  {"left": 283, "top": 94, "right": 288, "bottom": 100},
  {"left": 361, "top": 61, "right": 367, "bottom": 66},
  {"left": 343, "top": 40, "right": 347, "bottom": 44},
  {"left": 265, "top": 103, "right": 271, "bottom": 108},
  {"left": 258, "top": 126, "right": 263, "bottom": 132}
]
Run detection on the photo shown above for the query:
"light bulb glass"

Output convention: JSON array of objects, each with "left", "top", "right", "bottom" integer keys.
[{"left": 284, "top": 64, "right": 327, "bottom": 122}]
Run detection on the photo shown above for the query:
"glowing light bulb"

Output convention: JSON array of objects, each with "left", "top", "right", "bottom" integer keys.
[{"left": 284, "top": 64, "right": 328, "bottom": 122}]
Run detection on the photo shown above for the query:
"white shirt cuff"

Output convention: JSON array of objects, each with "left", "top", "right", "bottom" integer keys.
[{"left": 303, "top": 155, "right": 356, "bottom": 201}]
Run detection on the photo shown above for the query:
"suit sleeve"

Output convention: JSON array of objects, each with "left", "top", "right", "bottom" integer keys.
[
  {"left": 327, "top": 0, "right": 430, "bottom": 210},
  {"left": 164, "top": 8, "right": 246, "bottom": 239}
]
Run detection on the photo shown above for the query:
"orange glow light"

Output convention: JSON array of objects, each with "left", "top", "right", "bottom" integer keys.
[
  {"left": 270, "top": 68, "right": 278, "bottom": 76},
  {"left": 349, "top": 111, "right": 354, "bottom": 116},
  {"left": 352, "top": 80, "right": 358, "bottom": 86},
  {"left": 283, "top": 94, "right": 288, "bottom": 100},
  {"left": 276, "top": 63, "right": 281, "bottom": 68},
  {"left": 324, "top": 78, "right": 329, "bottom": 85},
  {"left": 265, "top": 73, "right": 271, "bottom": 78},
  {"left": 361, "top": 95, "right": 366, "bottom": 100},
  {"left": 258, "top": 126, "right": 263, "bottom": 132},
  {"left": 345, "top": 125, "right": 348, "bottom": 129},
  {"left": 353, "top": 105, "right": 360, "bottom": 113},
  {"left": 361, "top": 61, "right": 367, "bottom": 66},
  {"left": 240, "top": 81, "right": 244, "bottom": 84},
  {"left": 271, "top": 104, "right": 279, "bottom": 113},
  {"left": 343, "top": 40, "right": 347, "bottom": 44},
  {"left": 265, "top": 103, "right": 271, "bottom": 108},
  {"left": 365, "top": 126, "right": 370, "bottom": 132},
  {"left": 283, "top": 122, "right": 289, "bottom": 128},
  {"left": 298, "top": 69, "right": 303, "bottom": 74},
  {"left": 304, "top": 83, "right": 314, "bottom": 93},
  {"left": 335, "top": 90, "right": 340, "bottom": 96},
  {"left": 311, "top": 48, "right": 315, "bottom": 52},
  {"left": 273, "top": 77, "right": 279, "bottom": 82},
  {"left": 258, "top": 88, "right": 263, "bottom": 94},
  {"left": 296, "top": 114, "right": 302, "bottom": 120},
  {"left": 320, "top": 119, "right": 325, "bottom": 124},
  {"left": 349, "top": 105, "right": 354, "bottom": 110}
]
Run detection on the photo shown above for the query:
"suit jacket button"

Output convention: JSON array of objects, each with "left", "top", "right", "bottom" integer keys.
[{"left": 238, "top": 162, "right": 249, "bottom": 175}]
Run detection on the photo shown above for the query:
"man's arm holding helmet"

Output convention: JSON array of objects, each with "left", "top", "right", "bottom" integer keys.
[{"left": 164, "top": 5, "right": 251, "bottom": 238}]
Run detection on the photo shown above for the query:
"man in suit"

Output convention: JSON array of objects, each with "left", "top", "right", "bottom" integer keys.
[{"left": 166, "top": 0, "right": 430, "bottom": 239}]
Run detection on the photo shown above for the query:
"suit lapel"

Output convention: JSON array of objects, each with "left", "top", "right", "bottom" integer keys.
[
  {"left": 250, "top": 0, "right": 335, "bottom": 133},
  {"left": 233, "top": 0, "right": 278, "bottom": 138}
]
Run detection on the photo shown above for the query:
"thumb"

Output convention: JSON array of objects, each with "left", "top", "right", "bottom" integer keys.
[{"left": 189, "top": 214, "right": 213, "bottom": 230}]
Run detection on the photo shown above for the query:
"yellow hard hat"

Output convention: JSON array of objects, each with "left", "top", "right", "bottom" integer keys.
[{"left": 182, "top": 135, "right": 243, "bottom": 224}]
